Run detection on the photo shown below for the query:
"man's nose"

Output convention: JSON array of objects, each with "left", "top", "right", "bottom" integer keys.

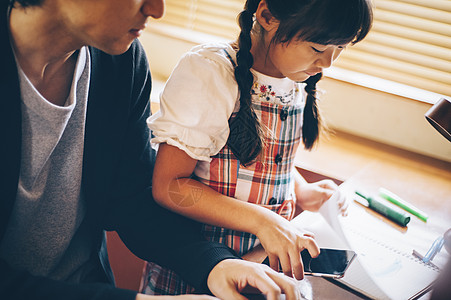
[{"left": 142, "top": 0, "right": 165, "bottom": 19}]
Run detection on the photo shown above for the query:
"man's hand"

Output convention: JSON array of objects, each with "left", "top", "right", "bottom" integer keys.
[
  {"left": 207, "top": 259, "right": 301, "bottom": 300},
  {"left": 136, "top": 293, "right": 217, "bottom": 300}
]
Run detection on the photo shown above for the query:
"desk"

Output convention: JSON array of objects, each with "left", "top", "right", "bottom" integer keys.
[{"left": 295, "top": 131, "right": 451, "bottom": 299}]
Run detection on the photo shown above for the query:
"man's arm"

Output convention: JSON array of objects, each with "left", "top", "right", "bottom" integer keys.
[
  {"left": 91, "top": 41, "right": 240, "bottom": 292},
  {"left": 0, "top": 259, "right": 136, "bottom": 300}
]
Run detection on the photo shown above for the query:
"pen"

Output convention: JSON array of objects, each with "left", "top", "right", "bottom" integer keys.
[
  {"left": 378, "top": 187, "right": 428, "bottom": 222},
  {"left": 422, "top": 236, "right": 444, "bottom": 263},
  {"left": 355, "top": 191, "right": 411, "bottom": 227}
]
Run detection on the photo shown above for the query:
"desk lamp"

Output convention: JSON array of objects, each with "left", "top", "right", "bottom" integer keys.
[
  {"left": 425, "top": 97, "right": 451, "bottom": 142},
  {"left": 424, "top": 97, "right": 451, "bottom": 300}
]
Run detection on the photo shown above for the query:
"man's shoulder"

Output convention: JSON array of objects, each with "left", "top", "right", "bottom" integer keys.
[{"left": 87, "top": 40, "right": 150, "bottom": 107}]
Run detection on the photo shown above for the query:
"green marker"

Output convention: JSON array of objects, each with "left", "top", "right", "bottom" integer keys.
[
  {"left": 378, "top": 187, "right": 428, "bottom": 222},
  {"left": 355, "top": 191, "right": 411, "bottom": 227}
]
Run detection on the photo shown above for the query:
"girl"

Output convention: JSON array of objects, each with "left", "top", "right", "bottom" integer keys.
[{"left": 142, "top": 0, "right": 372, "bottom": 295}]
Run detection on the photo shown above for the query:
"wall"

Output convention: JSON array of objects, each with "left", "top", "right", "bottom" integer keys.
[{"left": 318, "top": 78, "right": 451, "bottom": 162}]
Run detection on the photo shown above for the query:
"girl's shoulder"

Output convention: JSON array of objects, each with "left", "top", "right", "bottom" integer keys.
[{"left": 184, "top": 42, "right": 236, "bottom": 73}]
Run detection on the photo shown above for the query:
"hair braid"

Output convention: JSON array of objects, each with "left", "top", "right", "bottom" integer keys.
[
  {"left": 302, "top": 72, "right": 323, "bottom": 149},
  {"left": 227, "top": 0, "right": 263, "bottom": 166}
]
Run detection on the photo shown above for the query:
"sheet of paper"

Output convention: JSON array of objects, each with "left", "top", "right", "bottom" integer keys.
[
  {"left": 293, "top": 192, "right": 390, "bottom": 299},
  {"left": 338, "top": 203, "right": 442, "bottom": 300},
  {"left": 294, "top": 189, "right": 448, "bottom": 300}
]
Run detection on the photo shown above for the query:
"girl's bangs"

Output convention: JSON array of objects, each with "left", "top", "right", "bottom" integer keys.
[{"left": 275, "top": 0, "right": 372, "bottom": 46}]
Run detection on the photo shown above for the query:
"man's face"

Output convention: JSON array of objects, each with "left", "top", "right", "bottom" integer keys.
[{"left": 57, "top": 0, "right": 164, "bottom": 55}]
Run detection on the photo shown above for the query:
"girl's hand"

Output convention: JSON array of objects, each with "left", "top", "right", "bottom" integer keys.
[
  {"left": 255, "top": 213, "right": 320, "bottom": 280},
  {"left": 296, "top": 179, "right": 348, "bottom": 216}
]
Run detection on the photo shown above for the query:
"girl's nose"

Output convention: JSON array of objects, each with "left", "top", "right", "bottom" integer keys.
[
  {"left": 316, "top": 50, "right": 334, "bottom": 69},
  {"left": 142, "top": 0, "right": 165, "bottom": 19}
]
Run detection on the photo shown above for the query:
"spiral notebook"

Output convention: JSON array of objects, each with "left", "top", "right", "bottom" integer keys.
[{"left": 293, "top": 192, "right": 445, "bottom": 300}]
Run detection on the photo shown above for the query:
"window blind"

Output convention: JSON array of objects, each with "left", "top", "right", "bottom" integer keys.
[
  {"left": 159, "top": 0, "right": 243, "bottom": 40},
  {"left": 156, "top": 0, "right": 451, "bottom": 97},
  {"left": 335, "top": 0, "right": 451, "bottom": 97}
]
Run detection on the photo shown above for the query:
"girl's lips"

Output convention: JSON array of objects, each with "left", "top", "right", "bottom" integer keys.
[{"left": 305, "top": 70, "right": 321, "bottom": 76}]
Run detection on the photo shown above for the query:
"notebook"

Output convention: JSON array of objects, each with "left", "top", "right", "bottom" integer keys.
[{"left": 292, "top": 191, "right": 447, "bottom": 300}]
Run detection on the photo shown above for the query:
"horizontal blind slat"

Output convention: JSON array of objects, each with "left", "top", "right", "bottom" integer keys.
[
  {"left": 162, "top": 0, "right": 241, "bottom": 39},
  {"left": 375, "top": 9, "right": 451, "bottom": 35},
  {"left": 197, "top": 0, "right": 244, "bottom": 10},
  {"left": 376, "top": 0, "right": 451, "bottom": 24},
  {"left": 195, "top": 8, "right": 239, "bottom": 26},
  {"left": 363, "top": 32, "right": 451, "bottom": 61},
  {"left": 372, "top": 21, "right": 451, "bottom": 48},
  {"left": 348, "top": 43, "right": 451, "bottom": 73},
  {"left": 335, "top": 58, "right": 451, "bottom": 96},
  {"left": 393, "top": 0, "right": 451, "bottom": 11},
  {"left": 338, "top": 51, "right": 451, "bottom": 85}
]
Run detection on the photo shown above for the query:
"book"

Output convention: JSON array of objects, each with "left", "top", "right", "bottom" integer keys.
[{"left": 292, "top": 190, "right": 447, "bottom": 300}]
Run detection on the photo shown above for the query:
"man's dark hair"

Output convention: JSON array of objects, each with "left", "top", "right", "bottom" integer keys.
[{"left": 10, "top": 0, "right": 44, "bottom": 7}]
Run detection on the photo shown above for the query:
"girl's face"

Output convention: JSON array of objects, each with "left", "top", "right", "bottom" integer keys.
[
  {"left": 56, "top": 0, "right": 164, "bottom": 55},
  {"left": 269, "top": 40, "right": 346, "bottom": 82},
  {"left": 262, "top": 37, "right": 347, "bottom": 82},
  {"left": 251, "top": 0, "right": 348, "bottom": 82}
]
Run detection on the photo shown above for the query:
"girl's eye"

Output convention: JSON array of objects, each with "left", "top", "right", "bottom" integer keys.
[{"left": 312, "top": 47, "right": 325, "bottom": 53}]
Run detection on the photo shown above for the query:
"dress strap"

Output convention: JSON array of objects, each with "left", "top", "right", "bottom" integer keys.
[
  {"left": 261, "top": 199, "right": 295, "bottom": 221},
  {"left": 222, "top": 48, "right": 237, "bottom": 68}
]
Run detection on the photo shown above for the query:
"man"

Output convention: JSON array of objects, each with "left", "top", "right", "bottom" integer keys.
[{"left": 0, "top": 0, "right": 299, "bottom": 299}]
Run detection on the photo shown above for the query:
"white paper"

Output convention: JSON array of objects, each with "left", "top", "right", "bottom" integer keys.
[{"left": 292, "top": 190, "right": 442, "bottom": 300}]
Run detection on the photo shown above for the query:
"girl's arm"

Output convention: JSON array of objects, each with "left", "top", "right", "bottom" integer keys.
[
  {"left": 153, "top": 143, "right": 274, "bottom": 234},
  {"left": 152, "top": 143, "right": 319, "bottom": 280}
]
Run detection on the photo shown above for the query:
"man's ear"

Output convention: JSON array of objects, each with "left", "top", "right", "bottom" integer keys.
[{"left": 255, "top": 0, "right": 279, "bottom": 32}]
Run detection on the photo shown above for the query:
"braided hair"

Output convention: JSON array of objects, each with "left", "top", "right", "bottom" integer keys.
[
  {"left": 227, "top": 0, "right": 372, "bottom": 165},
  {"left": 303, "top": 72, "right": 323, "bottom": 149},
  {"left": 227, "top": 0, "right": 263, "bottom": 166}
]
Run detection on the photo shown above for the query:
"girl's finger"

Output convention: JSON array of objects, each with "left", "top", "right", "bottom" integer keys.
[
  {"left": 279, "top": 252, "right": 293, "bottom": 277},
  {"left": 268, "top": 254, "right": 280, "bottom": 272},
  {"left": 302, "top": 236, "right": 320, "bottom": 258},
  {"left": 319, "top": 179, "right": 338, "bottom": 190},
  {"left": 289, "top": 248, "right": 304, "bottom": 280},
  {"left": 303, "top": 231, "right": 315, "bottom": 239},
  {"left": 300, "top": 228, "right": 315, "bottom": 238},
  {"left": 322, "top": 188, "right": 335, "bottom": 201},
  {"left": 340, "top": 199, "right": 349, "bottom": 211}
]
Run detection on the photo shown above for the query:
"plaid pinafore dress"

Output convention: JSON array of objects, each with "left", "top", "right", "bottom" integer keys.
[{"left": 141, "top": 55, "right": 306, "bottom": 295}]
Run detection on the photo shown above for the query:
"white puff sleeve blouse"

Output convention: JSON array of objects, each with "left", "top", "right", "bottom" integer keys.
[{"left": 147, "top": 43, "right": 239, "bottom": 162}]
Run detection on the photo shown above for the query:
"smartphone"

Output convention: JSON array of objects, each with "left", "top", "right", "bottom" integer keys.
[{"left": 262, "top": 248, "right": 356, "bottom": 279}]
